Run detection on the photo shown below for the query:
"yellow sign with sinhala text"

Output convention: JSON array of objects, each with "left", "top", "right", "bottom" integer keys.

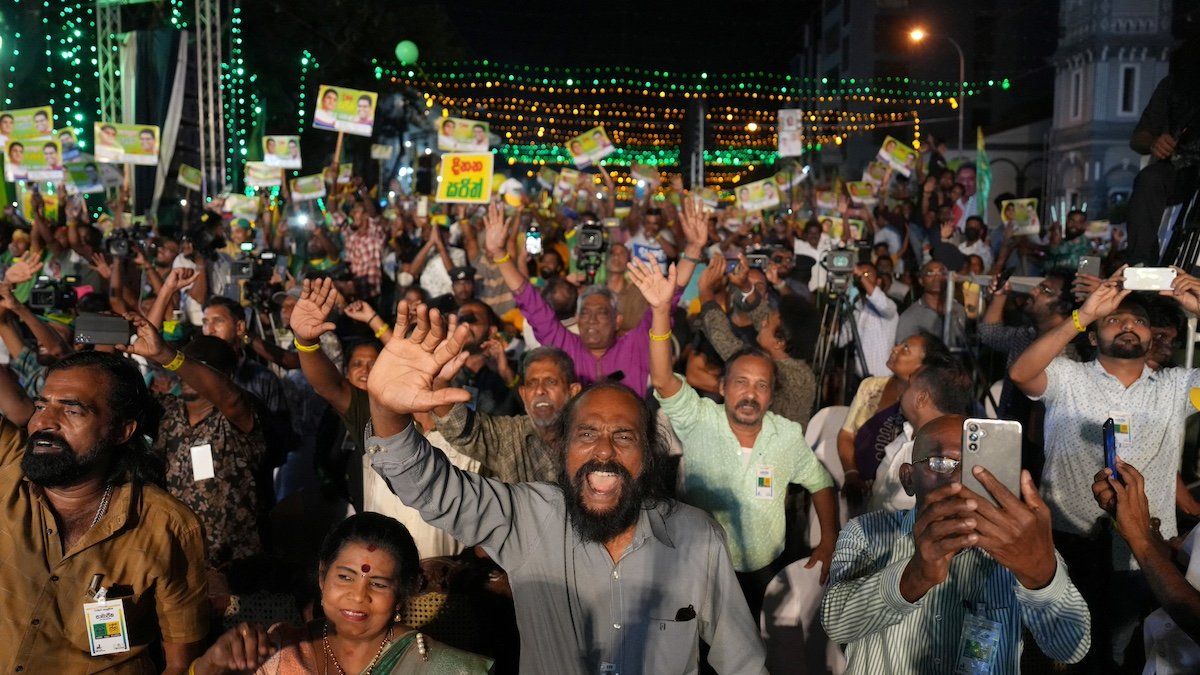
[{"left": 436, "top": 153, "right": 493, "bottom": 204}]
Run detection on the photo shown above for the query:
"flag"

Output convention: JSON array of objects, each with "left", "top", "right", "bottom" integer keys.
[{"left": 976, "top": 126, "right": 991, "bottom": 224}]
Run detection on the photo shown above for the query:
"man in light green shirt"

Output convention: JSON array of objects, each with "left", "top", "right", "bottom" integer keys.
[{"left": 631, "top": 252, "right": 838, "bottom": 620}]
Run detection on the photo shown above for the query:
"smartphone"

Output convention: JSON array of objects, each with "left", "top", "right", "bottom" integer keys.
[
  {"left": 725, "top": 257, "right": 740, "bottom": 274},
  {"left": 1077, "top": 256, "right": 1102, "bottom": 278},
  {"left": 525, "top": 226, "right": 543, "bottom": 256},
  {"left": 1103, "top": 418, "right": 1121, "bottom": 483},
  {"left": 1123, "top": 267, "right": 1177, "bottom": 291},
  {"left": 746, "top": 253, "right": 770, "bottom": 270},
  {"left": 74, "top": 313, "right": 132, "bottom": 346},
  {"left": 960, "top": 418, "right": 1023, "bottom": 507},
  {"left": 416, "top": 196, "right": 429, "bottom": 218}
]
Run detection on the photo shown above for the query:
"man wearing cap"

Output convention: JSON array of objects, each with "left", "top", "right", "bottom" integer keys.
[
  {"left": 430, "top": 265, "right": 477, "bottom": 314},
  {"left": 1010, "top": 267, "right": 1200, "bottom": 668}
]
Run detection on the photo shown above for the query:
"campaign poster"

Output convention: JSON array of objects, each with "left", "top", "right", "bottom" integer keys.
[
  {"left": 5, "top": 139, "right": 64, "bottom": 182},
  {"left": 815, "top": 188, "right": 838, "bottom": 213},
  {"left": 261, "top": 135, "right": 301, "bottom": 169},
  {"left": 565, "top": 125, "right": 616, "bottom": 168},
  {"left": 245, "top": 161, "right": 282, "bottom": 188},
  {"left": 435, "top": 153, "right": 494, "bottom": 205},
  {"left": 536, "top": 166, "right": 558, "bottom": 190},
  {"left": 773, "top": 170, "right": 792, "bottom": 190},
  {"left": 94, "top": 122, "right": 160, "bottom": 166},
  {"left": 290, "top": 174, "right": 327, "bottom": 201},
  {"left": 846, "top": 181, "right": 877, "bottom": 207},
  {"left": 735, "top": 177, "right": 782, "bottom": 212},
  {"left": 66, "top": 161, "right": 106, "bottom": 194},
  {"left": 631, "top": 163, "right": 660, "bottom": 186},
  {"left": 862, "top": 161, "right": 889, "bottom": 187},
  {"left": 816, "top": 216, "right": 863, "bottom": 241},
  {"left": 177, "top": 164, "right": 202, "bottom": 192},
  {"left": 554, "top": 167, "right": 580, "bottom": 203},
  {"left": 370, "top": 143, "right": 395, "bottom": 160},
  {"left": 18, "top": 184, "right": 58, "bottom": 222},
  {"left": 0, "top": 106, "right": 54, "bottom": 146},
  {"left": 435, "top": 117, "right": 490, "bottom": 152},
  {"left": 56, "top": 128, "right": 81, "bottom": 162},
  {"left": 777, "top": 109, "right": 805, "bottom": 158},
  {"left": 312, "top": 84, "right": 378, "bottom": 137},
  {"left": 876, "top": 135, "right": 918, "bottom": 178},
  {"left": 224, "top": 194, "right": 260, "bottom": 221},
  {"left": 1000, "top": 198, "right": 1040, "bottom": 236}
]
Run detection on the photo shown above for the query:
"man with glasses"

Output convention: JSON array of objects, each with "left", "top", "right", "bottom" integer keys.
[
  {"left": 1010, "top": 269, "right": 1200, "bottom": 668},
  {"left": 821, "top": 415, "right": 1091, "bottom": 673},
  {"left": 443, "top": 299, "right": 518, "bottom": 416},
  {"left": 895, "top": 261, "right": 966, "bottom": 346}
]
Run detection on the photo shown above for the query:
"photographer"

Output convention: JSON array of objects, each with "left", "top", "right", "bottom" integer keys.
[
  {"left": 0, "top": 281, "right": 71, "bottom": 396},
  {"left": 839, "top": 261, "right": 900, "bottom": 377}
]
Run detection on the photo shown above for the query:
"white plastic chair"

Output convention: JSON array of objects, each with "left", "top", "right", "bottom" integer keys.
[
  {"left": 760, "top": 556, "right": 847, "bottom": 675},
  {"left": 805, "top": 406, "right": 850, "bottom": 547}
]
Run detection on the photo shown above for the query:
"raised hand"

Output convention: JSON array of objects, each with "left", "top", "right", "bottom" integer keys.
[
  {"left": 1077, "top": 265, "right": 1130, "bottom": 325},
  {"left": 89, "top": 252, "right": 113, "bottom": 280},
  {"left": 697, "top": 254, "right": 727, "bottom": 303},
  {"left": 4, "top": 252, "right": 43, "bottom": 285},
  {"left": 482, "top": 201, "right": 511, "bottom": 259},
  {"left": 960, "top": 468, "right": 1057, "bottom": 590},
  {"left": 679, "top": 194, "right": 708, "bottom": 253},
  {"left": 343, "top": 299, "right": 378, "bottom": 325},
  {"left": 627, "top": 257, "right": 677, "bottom": 310},
  {"left": 192, "top": 622, "right": 289, "bottom": 673},
  {"left": 289, "top": 277, "right": 339, "bottom": 342},
  {"left": 367, "top": 302, "right": 473, "bottom": 416},
  {"left": 161, "top": 267, "right": 197, "bottom": 294},
  {"left": 115, "top": 312, "right": 172, "bottom": 362},
  {"left": 901, "top": 483, "right": 978, "bottom": 601},
  {"left": 1165, "top": 266, "right": 1200, "bottom": 316},
  {"left": 0, "top": 282, "right": 19, "bottom": 313},
  {"left": 1099, "top": 460, "right": 1164, "bottom": 555}
]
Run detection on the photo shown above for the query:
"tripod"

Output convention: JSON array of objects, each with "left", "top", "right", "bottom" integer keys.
[{"left": 813, "top": 275, "right": 870, "bottom": 408}]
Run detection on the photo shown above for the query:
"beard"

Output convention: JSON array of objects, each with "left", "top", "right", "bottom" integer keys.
[
  {"left": 729, "top": 398, "right": 765, "bottom": 426},
  {"left": 22, "top": 430, "right": 108, "bottom": 487},
  {"left": 558, "top": 459, "right": 647, "bottom": 544},
  {"left": 1101, "top": 332, "right": 1149, "bottom": 359}
]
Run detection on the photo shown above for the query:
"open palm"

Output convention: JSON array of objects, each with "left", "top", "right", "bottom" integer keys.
[
  {"left": 482, "top": 201, "right": 510, "bottom": 258},
  {"left": 368, "top": 302, "right": 472, "bottom": 415},
  {"left": 627, "top": 257, "right": 677, "bottom": 309},
  {"left": 290, "top": 277, "right": 339, "bottom": 342}
]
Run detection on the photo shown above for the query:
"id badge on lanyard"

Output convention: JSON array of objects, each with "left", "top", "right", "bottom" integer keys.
[
  {"left": 84, "top": 594, "right": 131, "bottom": 656},
  {"left": 954, "top": 611, "right": 1002, "bottom": 674}
]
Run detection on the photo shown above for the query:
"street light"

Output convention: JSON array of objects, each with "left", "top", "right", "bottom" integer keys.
[{"left": 909, "top": 26, "right": 965, "bottom": 153}]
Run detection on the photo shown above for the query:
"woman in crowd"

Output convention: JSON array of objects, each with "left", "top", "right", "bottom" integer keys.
[
  {"left": 190, "top": 513, "right": 493, "bottom": 673},
  {"left": 837, "top": 331, "right": 951, "bottom": 507}
]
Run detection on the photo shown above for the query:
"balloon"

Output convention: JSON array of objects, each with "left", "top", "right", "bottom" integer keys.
[{"left": 394, "top": 40, "right": 419, "bottom": 65}]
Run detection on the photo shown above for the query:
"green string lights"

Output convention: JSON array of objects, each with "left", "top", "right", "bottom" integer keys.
[
  {"left": 56, "top": 1, "right": 95, "bottom": 132},
  {"left": 224, "top": 1, "right": 252, "bottom": 186},
  {"left": 494, "top": 144, "right": 786, "bottom": 168},
  {"left": 297, "top": 49, "right": 318, "bottom": 135}
]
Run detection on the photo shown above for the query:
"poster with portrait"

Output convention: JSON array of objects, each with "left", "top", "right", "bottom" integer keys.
[
  {"left": 93, "top": 122, "right": 160, "bottom": 165},
  {"left": 536, "top": 167, "right": 558, "bottom": 190},
  {"left": 1000, "top": 198, "right": 1040, "bottom": 236},
  {"left": 311, "top": 84, "right": 378, "bottom": 137},
  {"left": 435, "top": 117, "right": 490, "bottom": 152},
  {"left": 554, "top": 167, "right": 580, "bottom": 203},
  {"left": 814, "top": 188, "right": 838, "bottom": 213},
  {"left": 290, "top": 174, "right": 327, "bottom": 201},
  {"left": 630, "top": 163, "right": 660, "bottom": 186},
  {"left": 56, "top": 128, "right": 81, "bottom": 162},
  {"left": 777, "top": 108, "right": 805, "bottom": 158},
  {"left": 18, "top": 184, "right": 58, "bottom": 223},
  {"left": 245, "top": 161, "right": 282, "bottom": 188},
  {"left": 370, "top": 143, "right": 395, "bottom": 160},
  {"left": 66, "top": 161, "right": 106, "bottom": 194},
  {"left": 862, "top": 161, "right": 889, "bottom": 187},
  {"left": 261, "top": 135, "right": 301, "bottom": 169},
  {"left": 565, "top": 125, "right": 615, "bottom": 168},
  {"left": 699, "top": 187, "right": 720, "bottom": 209},
  {"left": 735, "top": 177, "right": 782, "bottom": 212},
  {"left": 816, "top": 216, "right": 864, "bottom": 241},
  {"left": 5, "top": 139, "right": 64, "bottom": 182},
  {"left": 0, "top": 106, "right": 55, "bottom": 146},
  {"left": 177, "top": 164, "right": 203, "bottom": 192},
  {"left": 876, "top": 135, "right": 918, "bottom": 178},
  {"left": 846, "top": 181, "right": 877, "bottom": 207},
  {"left": 435, "top": 153, "right": 494, "bottom": 205}
]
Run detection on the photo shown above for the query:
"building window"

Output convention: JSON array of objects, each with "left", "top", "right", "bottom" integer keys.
[
  {"left": 1118, "top": 65, "right": 1138, "bottom": 115},
  {"left": 1070, "top": 69, "right": 1084, "bottom": 120}
]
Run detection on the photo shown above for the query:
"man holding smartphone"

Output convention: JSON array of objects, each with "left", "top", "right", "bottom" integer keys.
[
  {"left": 1010, "top": 265, "right": 1200, "bottom": 667},
  {"left": 821, "top": 415, "right": 1090, "bottom": 672}
]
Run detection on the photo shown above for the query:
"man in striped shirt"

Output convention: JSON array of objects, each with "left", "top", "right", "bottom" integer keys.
[{"left": 821, "top": 415, "right": 1090, "bottom": 673}]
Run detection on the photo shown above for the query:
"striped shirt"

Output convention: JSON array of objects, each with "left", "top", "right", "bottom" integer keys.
[{"left": 820, "top": 509, "right": 1091, "bottom": 673}]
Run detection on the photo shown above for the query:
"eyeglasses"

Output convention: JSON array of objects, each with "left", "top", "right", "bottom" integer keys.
[
  {"left": 921, "top": 268, "right": 947, "bottom": 277},
  {"left": 456, "top": 313, "right": 480, "bottom": 325},
  {"left": 1034, "top": 283, "right": 1060, "bottom": 297},
  {"left": 913, "top": 456, "right": 960, "bottom": 475}
]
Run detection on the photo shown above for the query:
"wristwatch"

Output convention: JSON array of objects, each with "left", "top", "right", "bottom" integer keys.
[{"left": 681, "top": 253, "right": 705, "bottom": 265}]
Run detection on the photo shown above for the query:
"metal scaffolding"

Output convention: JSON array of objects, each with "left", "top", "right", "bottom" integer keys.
[
  {"left": 96, "top": 1, "right": 122, "bottom": 124},
  {"left": 195, "top": 0, "right": 226, "bottom": 199}
]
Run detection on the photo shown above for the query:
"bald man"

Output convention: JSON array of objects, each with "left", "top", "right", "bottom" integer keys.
[{"left": 821, "top": 415, "right": 1091, "bottom": 673}]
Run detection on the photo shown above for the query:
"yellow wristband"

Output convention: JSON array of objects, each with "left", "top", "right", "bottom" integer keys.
[
  {"left": 649, "top": 330, "right": 672, "bottom": 342},
  {"left": 1071, "top": 310, "right": 1087, "bottom": 333},
  {"left": 162, "top": 351, "right": 185, "bottom": 372},
  {"left": 373, "top": 323, "right": 389, "bottom": 339},
  {"left": 492, "top": 253, "right": 511, "bottom": 264},
  {"left": 294, "top": 337, "right": 322, "bottom": 353}
]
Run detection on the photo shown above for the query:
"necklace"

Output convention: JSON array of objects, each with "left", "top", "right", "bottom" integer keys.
[
  {"left": 321, "top": 620, "right": 393, "bottom": 675},
  {"left": 90, "top": 484, "right": 114, "bottom": 528}
]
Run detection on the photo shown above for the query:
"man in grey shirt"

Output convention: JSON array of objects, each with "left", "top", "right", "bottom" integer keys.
[
  {"left": 895, "top": 260, "right": 966, "bottom": 347},
  {"left": 364, "top": 303, "right": 767, "bottom": 675}
]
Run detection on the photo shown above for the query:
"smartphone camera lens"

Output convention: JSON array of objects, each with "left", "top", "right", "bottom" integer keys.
[
  {"left": 968, "top": 443, "right": 978, "bottom": 452},
  {"left": 968, "top": 424, "right": 979, "bottom": 433},
  {"left": 969, "top": 433, "right": 979, "bottom": 442}
]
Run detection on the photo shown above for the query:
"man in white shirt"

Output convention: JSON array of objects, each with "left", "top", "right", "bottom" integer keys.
[
  {"left": 841, "top": 263, "right": 899, "bottom": 377},
  {"left": 957, "top": 216, "right": 993, "bottom": 271},
  {"left": 795, "top": 222, "right": 835, "bottom": 290},
  {"left": 869, "top": 360, "right": 974, "bottom": 512}
]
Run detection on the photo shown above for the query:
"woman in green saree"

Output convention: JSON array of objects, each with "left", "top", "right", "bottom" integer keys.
[{"left": 191, "top": 513, "right": 492, "bottom": 674}]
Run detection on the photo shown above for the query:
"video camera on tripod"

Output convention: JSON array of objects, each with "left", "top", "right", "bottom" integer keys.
[
  {"left": 575, "top": 219, "right": 607, "bottom": 284},
  {"left": 821, "top": 248, "right": 857, "bottom": 294}
]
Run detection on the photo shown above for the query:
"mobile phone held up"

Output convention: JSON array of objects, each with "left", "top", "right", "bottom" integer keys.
[
  {"left": 960, "top": 418, "right": 1023, "bottom": 507},
  {"left": 1103, "top": 418, "right": 1122, "bottom": 484},
  {"left": 1123, "top": 267, "right": 1176, "bottom": 291},
  {"left": 525, "top": 225, "right": 543, "bottom": 256}
]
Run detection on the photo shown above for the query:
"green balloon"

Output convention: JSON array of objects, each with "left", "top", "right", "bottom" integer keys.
[{"left": 394, "top": 40, "right": 419, "bottom": 65}]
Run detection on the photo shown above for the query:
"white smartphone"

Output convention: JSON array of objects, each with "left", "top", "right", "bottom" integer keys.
[
  {"left": 1123, "top": 267, "right": 1177, "bottom": 291},
  {"left": 960, "top": 418, "right": 1023, "bottom": 507}
]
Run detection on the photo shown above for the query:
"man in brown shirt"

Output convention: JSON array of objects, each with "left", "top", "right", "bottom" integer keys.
[{"left": 0, "top": 351, "right": 208, "bottom": 673}]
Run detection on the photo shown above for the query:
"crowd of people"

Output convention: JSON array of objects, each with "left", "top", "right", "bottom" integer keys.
[{"left": 1, "top": 91, "right": 1200, "bottom": 675}]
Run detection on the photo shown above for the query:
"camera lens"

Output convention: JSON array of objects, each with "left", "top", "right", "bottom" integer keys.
[
  {"left": 968, "top": 443, "right": 978, "bottom": 452},
  {"left": 969, "top": 433, "right": 979, "bottom": 442},
  {"left": 968, "top": 423, "right": 979, "bottom": 432}
]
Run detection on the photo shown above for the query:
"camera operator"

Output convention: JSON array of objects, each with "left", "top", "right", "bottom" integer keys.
[
  {"left": 0, "top": 281, "right": 71, "bottom": 396},
  {"left": 839, "top": 261, "right": 899, "bottom": 377},
  {"left": 895, "top": 260, "right": 966, "bottom": 346}
]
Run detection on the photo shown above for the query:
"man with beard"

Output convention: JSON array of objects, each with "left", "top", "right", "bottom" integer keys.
[
  {"left": 956, "top": 216, "right": 993, "bottom": 271},
  {"left": 1045, "top": 209, "right": 1094, "bottom": 273},
  {"left": 633, "top": 257, "right": 836, "bottom": 620},
  {"left": 366, "top": 302, "right": 767, "bottom": 674},
  {"left": 0, "top": 351, "right": 208, "bottom": 673},
  {"left": 434, "top": 346, "right": 580, "bottom": 483},
  {"left": 1010, "top": 265, "right": 1200, "bottom": 669}
]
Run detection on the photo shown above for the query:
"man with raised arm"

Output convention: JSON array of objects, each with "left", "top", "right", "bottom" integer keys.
[{"left": 365, "top": 302, "right": 767, "bottom": 674}]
